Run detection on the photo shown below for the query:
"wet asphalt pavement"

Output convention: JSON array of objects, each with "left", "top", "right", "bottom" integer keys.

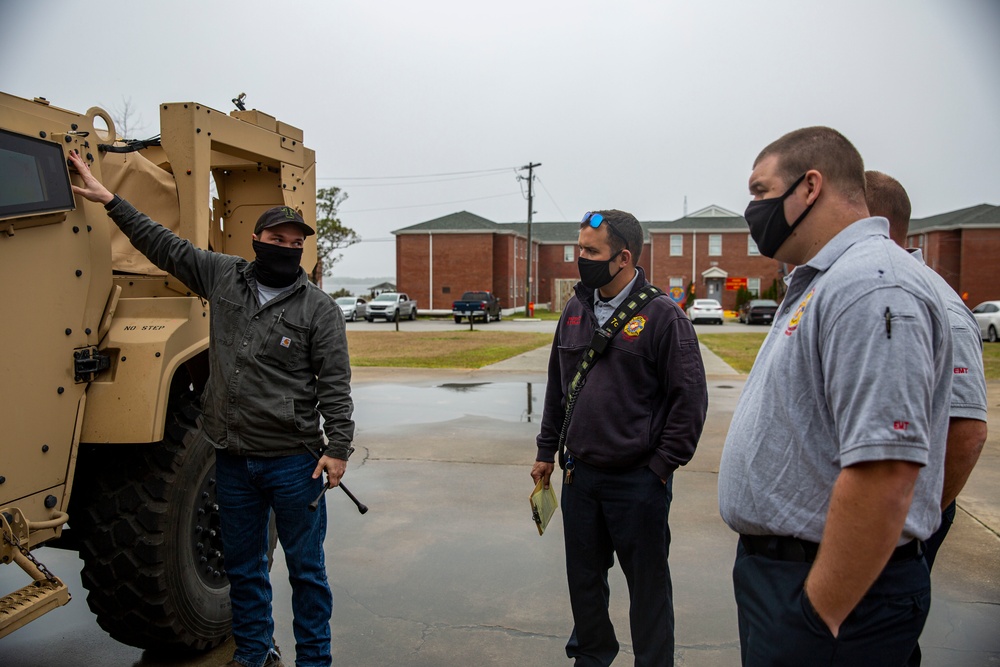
[{"left": 3, "top": 319, "right": 998, "bottom": 666}]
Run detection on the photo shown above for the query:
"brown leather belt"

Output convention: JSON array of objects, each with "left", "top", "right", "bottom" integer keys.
[{"left": 740, "top": 534, "right": 923, "bottom": 564}]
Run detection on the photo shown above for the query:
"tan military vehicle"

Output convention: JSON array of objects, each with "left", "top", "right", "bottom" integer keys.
[{"left": 0, "top": 91, "right": 316, "bottom": 650}]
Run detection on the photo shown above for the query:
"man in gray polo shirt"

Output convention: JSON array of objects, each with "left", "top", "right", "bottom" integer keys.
[
  {"left": 866, "top": 170, "right": 988, "bottom": 666},
  {"left": 718, "top": 127, "right": 953, "bottom": 666}
]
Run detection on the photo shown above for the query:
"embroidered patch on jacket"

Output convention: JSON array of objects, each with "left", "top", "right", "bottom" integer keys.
[
  {"left": 784, "top": 289, "right": 815, "bottom": 336},
  {"left": 623, "top": 315, "right": 646, "bottom": 337},
  {"left": 567, "top": 316, "right": 582, "bottom": 326},
  {"left": 280, "top": 336, "right": 292, "bottom": 348}
]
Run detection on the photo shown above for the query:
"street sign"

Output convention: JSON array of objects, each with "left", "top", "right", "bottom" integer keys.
[{"left": 725, "top": 277, "right": 748, "bottom": 291}]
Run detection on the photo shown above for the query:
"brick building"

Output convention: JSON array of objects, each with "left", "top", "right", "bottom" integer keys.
[
  {"left": 906, "top": 204, "right": 1000, "bottom": 308},
  {"left": 393, "top": 204, "right": 999, "bottom": 313}
]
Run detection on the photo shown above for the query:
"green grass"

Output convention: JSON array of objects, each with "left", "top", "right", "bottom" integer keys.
[
  {"left": 698, "top": 333, "right": 768, "bottom": 374},
  {"left": 984, "top": 343, "right": 1000, "bottom": 380},
  {"left": 418, "top": 307, "right": 562, "bottom": 322},
  {"left": 347, "top": 331, "right": 552, "bottom": 369},
  {"left": 701, "top": 333, "right": 1000, "bottom": 380}
]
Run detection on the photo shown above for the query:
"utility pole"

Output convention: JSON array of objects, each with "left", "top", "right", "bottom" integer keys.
[{"left": 518, "top": 162, "right": 541, "bottom": 316}]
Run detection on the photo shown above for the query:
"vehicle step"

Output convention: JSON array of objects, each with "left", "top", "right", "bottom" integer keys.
[{"left": 0, "top": 578, "right": 71, "bottom": 639}]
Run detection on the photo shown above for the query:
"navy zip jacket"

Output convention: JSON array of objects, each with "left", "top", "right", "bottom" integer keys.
[{"left": 536, "top": 268, "right": 708, "bottom": 481}]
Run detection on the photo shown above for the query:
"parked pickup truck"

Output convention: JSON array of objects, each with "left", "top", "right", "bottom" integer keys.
[
  {"left": 452, "top": 291, "right": 502, "bottom": 323},
  {"left": 366, "top": 292, "right": 417, "bottom": 322}
]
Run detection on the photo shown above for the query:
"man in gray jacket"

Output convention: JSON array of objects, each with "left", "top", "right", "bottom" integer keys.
[{"left": 69, "top": 151, "right": 353, "bottom": 667}]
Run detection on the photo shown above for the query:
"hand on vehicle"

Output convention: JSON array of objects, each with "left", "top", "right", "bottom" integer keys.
[
  {"left": 531, "top": 461, "right": 554, "bottom": 489},
  {"left": 67, "top": 151, "right": 115, "bottom": 205},
  {"left": 313, "top": 455, "right": 347, "bottom": 488}
]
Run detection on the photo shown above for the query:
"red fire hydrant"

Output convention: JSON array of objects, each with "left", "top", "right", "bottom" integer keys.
[{"left": 528, "top": 302, "right": 535, "bottom": 317}]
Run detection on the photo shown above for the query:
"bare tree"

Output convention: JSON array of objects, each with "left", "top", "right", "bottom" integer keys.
[{"left": 106, "top": 96, "right": 146, "bottom": 142}]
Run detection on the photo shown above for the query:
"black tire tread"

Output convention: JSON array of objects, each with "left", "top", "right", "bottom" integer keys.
[{"left": 72, "top": 391, "right": 230, "bottom": 652}]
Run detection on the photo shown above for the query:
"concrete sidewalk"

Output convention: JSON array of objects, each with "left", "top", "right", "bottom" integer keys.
[
  {"left": 4, "top": 349, "right": 997, "bottom": 666},
  {"left": 482, "top": 341, "right": 742, "bottom": 377}
]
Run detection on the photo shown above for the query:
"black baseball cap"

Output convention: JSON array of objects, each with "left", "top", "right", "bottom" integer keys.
[{"left": 254, "top": 206, "right": 315, "bottom": 237}]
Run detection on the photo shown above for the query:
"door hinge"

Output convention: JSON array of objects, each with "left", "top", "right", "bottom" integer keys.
[{"left": 73, "top": 346, "right": 110, "bottom": 383}]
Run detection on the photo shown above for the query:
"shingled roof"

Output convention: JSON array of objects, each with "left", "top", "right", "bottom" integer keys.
[
  {"left": 908, "top": 204, "right": 1000, "bottom": 233},
  {"left": 393, "top": 203, "right": 999, "bottom": 241},
  {"left": 393, "top": 211, "right": 502, "bottom": 234}
]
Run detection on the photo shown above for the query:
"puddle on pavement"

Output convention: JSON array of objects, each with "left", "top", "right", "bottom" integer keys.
[{"left": 352, "top": 382, "right": 545, "bottom": 427}]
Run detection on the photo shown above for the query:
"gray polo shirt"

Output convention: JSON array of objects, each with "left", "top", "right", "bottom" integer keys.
[
  {"left": 719, "top": 217, "right": 952, "bottom": 544},
  {"left": 909, "top": 249, "right": 988, "bottom": 422},
  {"left": 593, "top": 269, "right": 639, "bottom": 326}
]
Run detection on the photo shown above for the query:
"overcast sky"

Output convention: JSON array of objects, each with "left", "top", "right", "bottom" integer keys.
[{"left": 3, "top": 0, "right": 998, "bottom": 280}]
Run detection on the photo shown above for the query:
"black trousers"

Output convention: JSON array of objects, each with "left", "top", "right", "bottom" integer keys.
[
  {"left": 561, "top": 458, "right": 674, "bottom": 667},
  {"left": 906, "top": 500, "right": 957, "bottom": 667},
  {"left": 733, "top": 541, "right": 931, "bottom": 667}
]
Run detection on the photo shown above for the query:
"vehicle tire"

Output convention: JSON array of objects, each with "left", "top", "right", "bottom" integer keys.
[
  {"left": 454, "top": 315, "right": 463, "bottom": 324},
  {"left": 485, "top": 312, "right": 492, "bottom": 324},
  {"left": 72, "top": 390, "right": 239, "bottom": 651},
  {"left": 409, "top": 308, "right": 416, "bottom": 321},
  {"left": 366, "top": 316, "right": 373, "bottom": 323},
  {"left": 990, "top": 325, "right": 998, "bottom": 343},
  {"left": 349, "top": 311, "right": 356, "bottom": 322},
  {"left": 497, "top": 310, "right": 502, "bottom": 321}
]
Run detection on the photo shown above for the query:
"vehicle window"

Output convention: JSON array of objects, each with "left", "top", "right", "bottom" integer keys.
[{"left": 0, "top": 129, "right": 75, "bottom": 218}]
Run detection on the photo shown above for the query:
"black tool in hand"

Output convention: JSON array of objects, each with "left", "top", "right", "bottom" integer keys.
[{"left": 303, "top": 443, "right": 368, "bottom": 515}]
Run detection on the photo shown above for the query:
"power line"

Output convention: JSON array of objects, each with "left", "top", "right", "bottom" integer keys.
[
  {"left": 324, "top": 166, "right": 515, "bottom": 181},
  {"left": 535, "top": 175, "right": 569, "bottom": 222},
  {"left": 341, "top": 191, "right": 522, "bottom": 213},
  {"left": 317, "top": 172, "right": 506, "bottom": 187}
]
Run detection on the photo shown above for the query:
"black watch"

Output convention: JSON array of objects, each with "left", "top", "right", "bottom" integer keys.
[{"left": 104, "top": 194, "right": 122, "bottom": 211}]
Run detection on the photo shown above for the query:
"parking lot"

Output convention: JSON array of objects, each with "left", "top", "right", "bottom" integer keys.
[
  {"left": 4, "top": 330, "right": 997, "bottom": 667},
  {"left": 342, "top": 313, "right": 772, "bottom": 336}
]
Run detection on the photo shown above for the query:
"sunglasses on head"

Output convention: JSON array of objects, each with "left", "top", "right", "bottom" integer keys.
[{"left": 582, "top": 211, "right": 629, "bottom": 250}]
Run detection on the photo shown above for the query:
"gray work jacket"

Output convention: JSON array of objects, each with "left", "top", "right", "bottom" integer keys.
[{"left": 107, "top": 200, "right": 355, "bottom": 460}]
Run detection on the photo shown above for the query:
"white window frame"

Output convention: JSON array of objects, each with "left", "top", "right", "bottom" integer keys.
[
  {"left": 708, "top": 234, "right": 722, "bottom": 256},
  {"left": 670, "top": 234, "right": 683, "bottom": 257},
  {"left": 748, "top": 277, "right": 760, "bottom": 297},
  {"left": 747, "top": 234, "right": 760, "bottom": 256},
  {"left": 564, "top": 245, "right": 574, "bottom": 262},
  {"left": 668, "top": 277, "right": 684, "bottom": 288}
]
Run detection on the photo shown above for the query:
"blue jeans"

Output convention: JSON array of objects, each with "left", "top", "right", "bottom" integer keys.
[
  {"left": 216, "top": 450, "right": 333, "bottom": 667},
  {"left": 561, "top": 458, "right": 675, "bottom": 667}
]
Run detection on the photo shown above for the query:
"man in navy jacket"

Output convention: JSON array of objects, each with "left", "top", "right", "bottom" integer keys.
[{"left": 532, "top": 209, "right": 708, "bottom": 667}]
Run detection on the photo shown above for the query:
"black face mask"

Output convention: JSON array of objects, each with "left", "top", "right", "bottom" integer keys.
[
  {"left": 744, "top": 173, "right": 815, "bottom": 258},
  {"left": 578, "top": 253, "right": 623, "bottom": 290},
  {"left": 253, "top": 240, "right": 303, "bottom": 288}
]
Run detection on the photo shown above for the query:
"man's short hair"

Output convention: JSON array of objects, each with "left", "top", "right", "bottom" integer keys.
[
  {"left": 754, "top": 127, "right": 866, "bottom": 203},
  {"left": 580, "top": 209, "right": 644, "bottom": 265},
  {"left": 865, "top": 170, "right": 911, "bottom": 244}
]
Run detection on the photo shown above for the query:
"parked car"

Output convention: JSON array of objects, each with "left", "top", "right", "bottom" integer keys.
[
  {"left": 335, "top": 296, "right": 366, "bottom": 322},
  {"left": 972, "top": 300, "right": 1000, "bottom": 343},
  {"left": 452, "top": 291, "right": 502, "bottom": 323},
  {"left": 738, "top": 299, "right": 780, "bottom": 325},
  {"left": 687, "top": 298, "right": 724, "bottom": 325},
  {"left": 366, "top": 292, "right": 417, "bottom": 322}
]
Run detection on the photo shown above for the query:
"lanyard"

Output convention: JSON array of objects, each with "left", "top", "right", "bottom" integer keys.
[{"left": 557, "top": 285, "right": 663, "bottom": 469}]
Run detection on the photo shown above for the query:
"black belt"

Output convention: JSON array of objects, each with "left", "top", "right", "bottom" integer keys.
[{"left": 740, "top": 534, "right": 923, "bottom": 564}]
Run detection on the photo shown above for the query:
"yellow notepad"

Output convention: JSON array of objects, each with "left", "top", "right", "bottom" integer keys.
[{"left": 530, "top": 478, "right": 559, "bottom": 535}]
